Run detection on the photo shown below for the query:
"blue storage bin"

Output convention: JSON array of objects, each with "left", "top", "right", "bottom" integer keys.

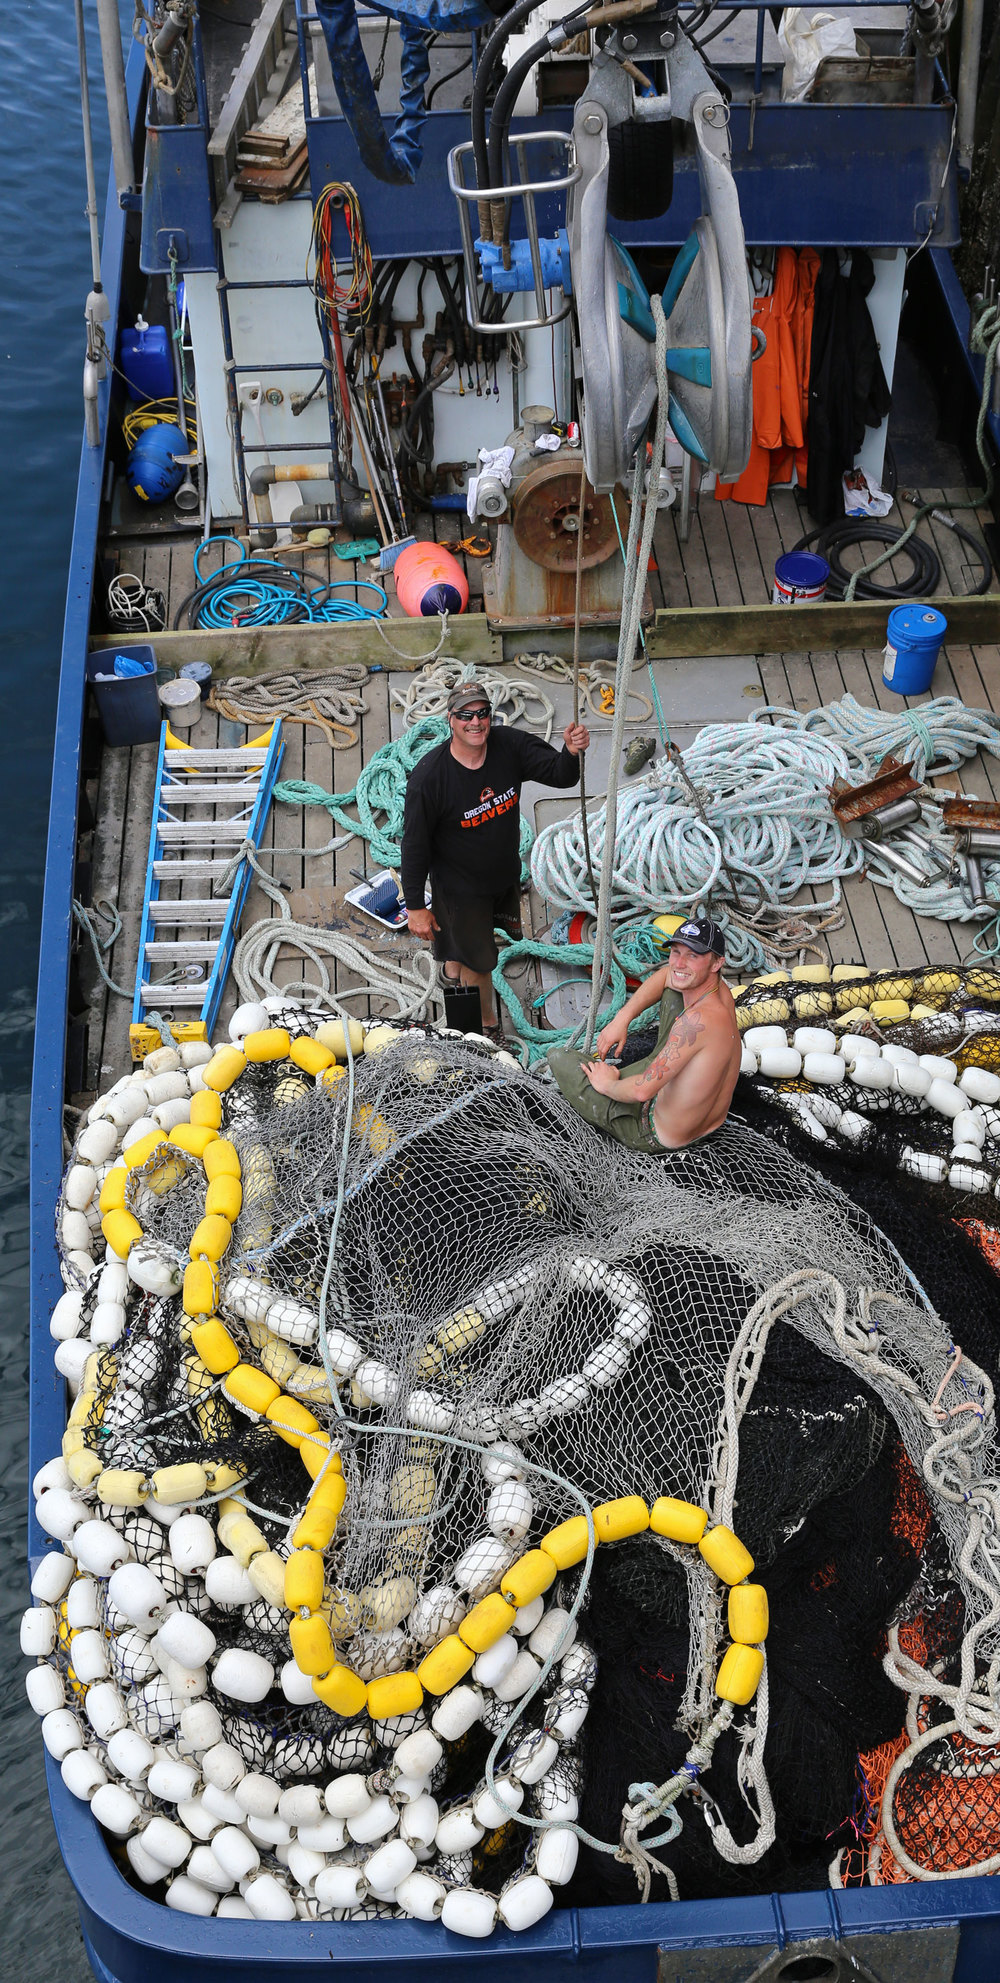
[
  {"left": 86, "top": 644, "right": 162, "bottom": 746},
  {"left": 44, "top": 1753, "right": 1000, "bottom": 1983}
]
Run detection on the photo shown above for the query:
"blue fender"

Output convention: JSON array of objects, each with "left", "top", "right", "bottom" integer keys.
[{"left": 315, "top": 0, "right": 492, "bottom": 185}]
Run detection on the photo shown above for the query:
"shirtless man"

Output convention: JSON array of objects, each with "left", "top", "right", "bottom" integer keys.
[{"left": 547, "top": 918, "right": 741, "bottom": 1153}]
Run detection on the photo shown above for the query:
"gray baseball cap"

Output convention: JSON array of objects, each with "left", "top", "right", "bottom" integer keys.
[{"left": 447, "top": 682, "right": 491, "bottom": 715}]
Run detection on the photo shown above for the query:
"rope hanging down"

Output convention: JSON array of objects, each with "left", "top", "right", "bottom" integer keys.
[{"left": 583, "top": 291, "right": 673, "bottom": 1050}]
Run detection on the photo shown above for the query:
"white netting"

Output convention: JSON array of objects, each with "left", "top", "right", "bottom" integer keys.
[{"left": 31, "top": 1026, "right": 1000, "bottom": 1925}]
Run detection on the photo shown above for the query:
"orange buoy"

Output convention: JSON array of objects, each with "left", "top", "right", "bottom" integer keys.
[{"left": 393, "top": 542, "right": 469, "bottom": 618}]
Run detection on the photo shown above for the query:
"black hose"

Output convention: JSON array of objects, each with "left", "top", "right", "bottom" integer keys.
[
  {"left": 692, "top": 7, "right": 740, "bottom": 46},
  {"left": 471, "top": 0, "right": 548, "bottom": 193},
  {"left": 487, "top": 28, "right": 560, "bottom": 197},
  {"left": 791, "top": 521, "right": 938, "bottom": 600},
  {"left": 426, "top": 50, "right": 472, "bottom": 106},
  {"left": 793, "top": 516, "right": 993, "bottom": 599}
]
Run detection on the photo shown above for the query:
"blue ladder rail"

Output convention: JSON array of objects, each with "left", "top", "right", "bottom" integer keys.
[{"left": 130, "top": 720, "right": 285, "bottom": 1052}]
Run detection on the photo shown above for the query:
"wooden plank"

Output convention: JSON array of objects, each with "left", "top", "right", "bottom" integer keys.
[
  {"left": 102, "top": 743, "right": 160, "bottom": 1071},
  {"left": 91, "top": 615, "right": 501, "bottom": 673},
  {"left": 671, "top": 505, "right": 717, "bottom": 608},
  {"left": 642, "top": 594, "right": 1000, "bottom": 658},
  {"left": 744, "top": 495, "right": 787, "bottom": 604},
  {"left": 716, "top": 498, "right": 771, "bottom": 606},
  {"left": 81, "top": 746, "right": 132, "bottom": 1093},
  {"left": 651, "top": 509, "right": 692, "bottom": 609},
  {"left": 696, "top": 497, "right": 745, "bottom": 607}
]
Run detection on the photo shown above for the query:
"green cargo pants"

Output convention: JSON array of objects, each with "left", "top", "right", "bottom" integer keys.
[{"left": 547, "top": 987, "right": 683, "bottom": 1155}]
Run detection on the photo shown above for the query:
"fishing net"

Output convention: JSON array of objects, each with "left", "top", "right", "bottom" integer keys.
[
  {"left": 33, "top": 1017, "right": 1000, "bottom": 1925},
  {"left": 731, "top": 963, "right": 1000, "bottom": 1215}
]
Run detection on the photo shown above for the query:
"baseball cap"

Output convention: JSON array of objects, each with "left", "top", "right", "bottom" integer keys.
[
  {"left": 447, "top": 682, "right": 491, "bottom": 716},
  {"left": 670, "top": 917, "right": 726, "bottom": 959}
]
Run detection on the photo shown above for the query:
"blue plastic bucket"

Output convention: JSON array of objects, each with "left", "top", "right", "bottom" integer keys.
[
  {"left": 772, "top": 551, "right": 829, "bottom": 604},
  {"left": 882, "top": 604, "right": 948, "bottom": 694},
  {"left": 86, "top": 643, "right": 161, "bottom": 746}
]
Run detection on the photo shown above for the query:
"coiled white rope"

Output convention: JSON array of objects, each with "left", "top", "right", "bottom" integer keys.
[
  {"left": 391, "top": 658, "right": 557, "bottom": 739},
  {"left": 228, "top": 840, "right": 441, "bottom": 1020},
  {"left": 533, "top": 694, "right": 1000, "bottom": 958},
  {"left": 532, "top": 723, "right": 860, "bottom": 946},
  {"left": 758, "top": 693, "right": 1000, "bottom": 784}
]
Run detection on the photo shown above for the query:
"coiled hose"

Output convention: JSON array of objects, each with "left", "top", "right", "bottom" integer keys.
[
  {"left": 791, "top": 517, "right": 991, "bottom": 600},
  {"left": 173, "top": 537, "right": 387, "bottom": 629}
]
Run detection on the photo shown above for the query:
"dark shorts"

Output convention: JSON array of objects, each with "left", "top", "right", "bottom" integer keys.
[{"left": 430, "top": 881, "right": 522, "bottom": 975}]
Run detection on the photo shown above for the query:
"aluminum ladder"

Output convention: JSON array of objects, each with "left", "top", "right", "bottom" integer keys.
[{"left": 130, "top": 720, "right": 285, "bottom": 1058}]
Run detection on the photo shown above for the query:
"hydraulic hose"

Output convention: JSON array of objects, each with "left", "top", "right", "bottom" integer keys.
[
  {"left": 471, "top": 0, "right": 553, "bottom": 196},
  {"left": 791, "top": 517, "right": 993, "bottom": 601},
  {"left": 486, "top": 27, "right": 562, "bottom": 200},
  {"left": 792, "top": 521, "right": 941, "bottom": 600}
]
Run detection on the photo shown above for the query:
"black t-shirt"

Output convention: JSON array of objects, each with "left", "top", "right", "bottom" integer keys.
[{"left": 401, "top": 726, "right": 581, "bottom": 905}]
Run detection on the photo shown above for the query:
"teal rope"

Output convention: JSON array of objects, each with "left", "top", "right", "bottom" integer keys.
[
  {"left": 72, "top": 897, "right": 130, "bottom": 997},
  {"left": 493, "top": 935, "right": 629, "bottom": 1061},
  {"left": 274, "top": 714, "right": 533, "bottom": 877}
]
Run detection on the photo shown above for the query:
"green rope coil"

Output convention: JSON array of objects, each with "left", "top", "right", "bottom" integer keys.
[{"left": 492, "top": 924, "right": 669, "bottom": 1061}]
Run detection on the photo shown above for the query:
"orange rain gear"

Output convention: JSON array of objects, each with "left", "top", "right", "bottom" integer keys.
[{"left": 715, "top": 247, "right": 821, "bottom": 506}]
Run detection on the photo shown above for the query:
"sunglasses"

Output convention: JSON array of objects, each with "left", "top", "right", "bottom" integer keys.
[{"left": 455, "top": 707, "right": 491, "bottom": 723}]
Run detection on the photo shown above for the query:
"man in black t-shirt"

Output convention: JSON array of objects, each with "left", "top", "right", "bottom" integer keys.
[{"left": 401, "top": 681, "right": 589, "bottom": 1035}]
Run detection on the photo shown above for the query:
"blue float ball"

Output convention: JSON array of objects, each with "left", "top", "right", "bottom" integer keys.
[{"left": 126, "top": 422, "right": 187, "bottom": 503}]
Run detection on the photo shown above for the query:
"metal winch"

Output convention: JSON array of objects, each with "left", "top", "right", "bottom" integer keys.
[{"left": 477, "top": 404, "right": 631, "bottom": 627}]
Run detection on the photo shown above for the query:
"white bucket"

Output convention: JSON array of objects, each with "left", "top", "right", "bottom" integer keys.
[{"left": 157, "top": 678, "right": 202, "bottom": 729}]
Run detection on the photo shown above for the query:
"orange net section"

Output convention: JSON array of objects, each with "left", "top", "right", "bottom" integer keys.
[{"left": 960, "top": 1216, "right": 1000, "bottom": 1276}]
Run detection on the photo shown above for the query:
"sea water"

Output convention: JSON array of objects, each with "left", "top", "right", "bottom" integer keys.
[{"left": 0, "top": 4, "right": 129, "bottom": 1972}]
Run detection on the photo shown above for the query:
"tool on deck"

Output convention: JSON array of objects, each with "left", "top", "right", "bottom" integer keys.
[
  {"left": 943, "top": 795, "right": 1000, "bottom": 910},
  {"left": 344, "top": 868, "right": 409, "bottom": 928},
  {"left": 129, "top": 723, "right": 285, "bottom": 1058},
  {"left": 829, "top": 755, "right": 945, "bottom": 888}
]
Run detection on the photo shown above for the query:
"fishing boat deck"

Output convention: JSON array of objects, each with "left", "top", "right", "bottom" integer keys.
[
  {"left": 106, "top": 481, "right": 1000, "bottom": 622},
  {"left": 77, "top": 492, "right": 1000, "bottom": 1105}
]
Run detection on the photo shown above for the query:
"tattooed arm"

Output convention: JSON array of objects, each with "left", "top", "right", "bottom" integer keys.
[{"left": 582, "top": 1005, "right": 706, "bottom": 1099}]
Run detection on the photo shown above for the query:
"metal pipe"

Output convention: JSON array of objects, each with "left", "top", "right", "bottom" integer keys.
[
  {"left": 73, "top": 0, "right": 103, "bottom": 291},
  {"left": 958, "top": 0, "right": 986, "bottom": 172},
  {"left": 74, "top": 0, "right": 111, "bottom": 447},
  {"left": 964, "top": 852, "right": 990, "bottom": 909},
  {"left": 166, "top": 265, "right": 199, "bottom": 515},
  {"left": 95, "top": 0, "right": 136, "bottom": 198},
  {"left": 866, "top": 842, "right": 933, "bottom": 886},
  {"left": 958, "top": 829, "right": 1000, "bottom": 858},
  {"left": 860, "top": 797, "right": 923, "bottom": 840}
]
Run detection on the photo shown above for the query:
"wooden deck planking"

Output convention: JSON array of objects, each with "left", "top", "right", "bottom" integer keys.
[
  {"left": 81, "top": 745, "right": 132, "bottom": 1092},
  {"left": 80, "top": 468, "right": 1000, "bottom": 1096},
  {"left": 100, "top": 744, "right": 160, "bottom": 1076},
  {"left": 651, "top": 507, "right": 695, "bottom": 609},
  {"left": 697, "top": 498, "right": 746, "bottom": 608}
]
